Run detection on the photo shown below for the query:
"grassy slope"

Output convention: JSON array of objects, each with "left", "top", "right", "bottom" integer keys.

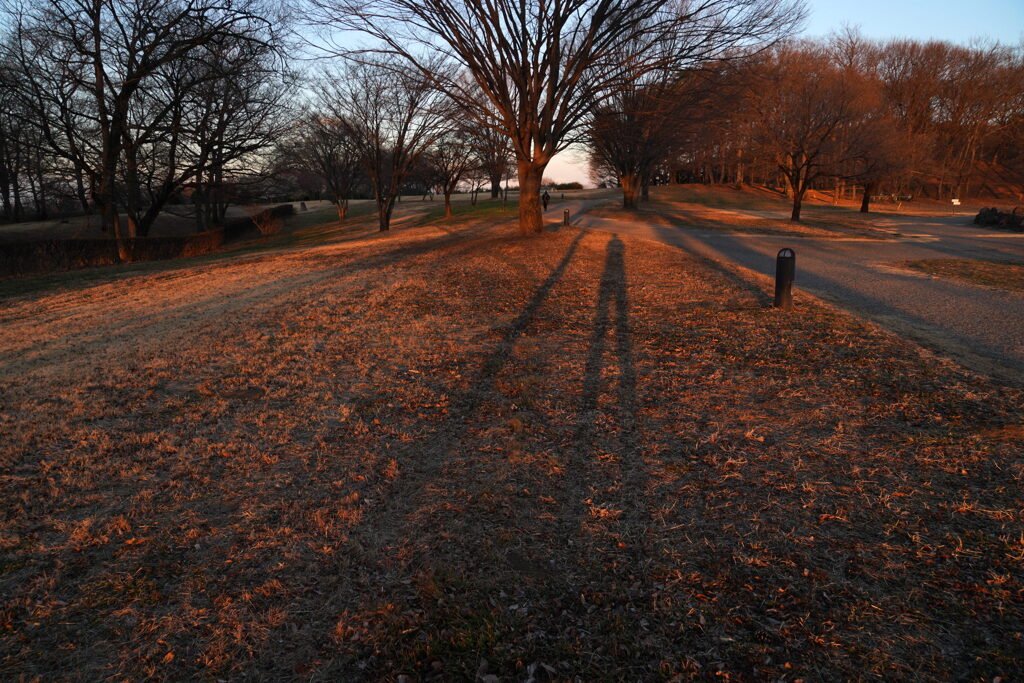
[{"left": 1, "top": 211, "right": 1022, "bottom": 680}]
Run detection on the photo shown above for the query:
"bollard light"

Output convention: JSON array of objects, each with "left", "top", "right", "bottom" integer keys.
[
  {"left": 563, "top": 209, "right": 570, "bottom": 226},
  {"left": 774, "top": 248, "right": 795, "bottom": 310}
]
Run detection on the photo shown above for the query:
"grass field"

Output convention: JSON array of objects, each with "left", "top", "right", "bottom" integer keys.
[
  {"left": 588, "top": 186, "right": 908, "bottom": 240},
  {"left": 904, "top": 258, "right": 1024, "bottom": 292},
  {"left": 1, "top": 207, "right": 1022, "bottom": 679}
]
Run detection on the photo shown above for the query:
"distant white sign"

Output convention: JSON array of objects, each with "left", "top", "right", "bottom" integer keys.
[{"left": 952, "top": 199, "right": 961, "bottom": 205}]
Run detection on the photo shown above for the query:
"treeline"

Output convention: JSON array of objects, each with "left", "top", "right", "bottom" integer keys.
[
  {"left": 0, "top": 0, "right": 293, "bottom": 258},
  {"left": 1, "top": 0, "right": 810, "bottom": 244},
  {"left": 588, "top": 33, "right": 1024, "bottom": 220},
  {"left": 7, "top": 0, "right": 1017, "bottom": 244}
]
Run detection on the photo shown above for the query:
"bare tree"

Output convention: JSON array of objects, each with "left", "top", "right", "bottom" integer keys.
[
  {"left": 468, "top": 121, "right": 513, "bottom": 200},
  {"left": 311, "top": 0, "right": 805, "bottom": 235},
  {"left": 276, "top": 112, "right": 363, "bottom": 221},
  {"left": 6, "top": 0, "right": 283, "bottom": 257},
  {"left": 425, "top": 130, "right": 475, "bottom": 218},
  {"left": 321, "top": 58, "right": 446, "bottom": 232},
  {"left": 586, "top": 58, "right": 710, "bottom": 208},
  {"left": 187, "top": 36, "right": 296, "bottom": 232},
  {"left": 749, "top": 44, "right": 882, "bottom": 221}
]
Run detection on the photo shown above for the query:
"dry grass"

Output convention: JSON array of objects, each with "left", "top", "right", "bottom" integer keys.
[
  {"left": 1, "top": 213, "right": 1022, "bottom": 680},
  {"left": 904, "top": 258, "right": 1024, "bottom": 292},
  {"left": 589, "top": 187, "right": 904, "bottom": 240}
]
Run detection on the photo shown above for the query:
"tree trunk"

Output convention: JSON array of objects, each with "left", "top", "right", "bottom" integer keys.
[
  {"left": 75, "top": 169, "right": 90, "bottom": 215},
  {"left": 335, "top": 194, "right": 347, "bottom": 221},
  {"left": 860, "top": 182, "right": 873, "bottom": 213},
  {"left": 490, "top": 174, "right": 501, "bottom": 199},
  {"left": 100, "top": 198, "right": 129, "bottom": 262},
  {"left": 193, "top": 180, "right": 206, "bottom": 233},
  {"left": 621, "top": 173, "right": 640, "bottom": 209},
  {"left": 444, "top": 191, "right": 453, "bottom": 218},
  {"left": 12, "top": 170, "right": 22, "bottom": 222},
  {"left": 377, "top": 193, "right": 396, "bottom": 232},
  {"left": 516, "top": 161, "right": 545, "bottom": 235},
  {"left": 781, "top": 172, "right": 793, "bottom": 198},
  {"left": 790, "top": 174, "right": 805, "bottom": 222},
  {"left": 123, "top": 144, "right": 142, "bottom": 237}
]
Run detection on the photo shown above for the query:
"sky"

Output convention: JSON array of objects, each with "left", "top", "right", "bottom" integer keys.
[{"left": 546, "top": 0, "right": 1024, "bottom": 185}]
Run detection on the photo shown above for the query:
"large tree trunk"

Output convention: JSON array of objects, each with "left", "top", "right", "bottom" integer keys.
[
  {"left": 621, "top": 173, "right": 640, "bottom": 209},
  {"left": 99, "top": 197, "right": 129, "bottom": 262},
  {"left": 516, "top": 161, "right": 545, "bottom": 235},
  {"left": 75, "top": 169, "right": 91, "bottom": 215},
  {"left": 444, "top": 191, "right": 453, "bottom": 218},
  {"left": 490, "top": 174, "right": 502, "bottom": 199},
  {"left": 860, "top": 182, "right": 873, "bottom": 213},
  {"left": 97, "top": 130, "right": 129, "bottom": 259}
]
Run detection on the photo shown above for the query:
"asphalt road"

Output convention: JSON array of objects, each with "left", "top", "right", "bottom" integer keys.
[{"left": 557, "top": 200, "right": 1024, "bottom": 384}]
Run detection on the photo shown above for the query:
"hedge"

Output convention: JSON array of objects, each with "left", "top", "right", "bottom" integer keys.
[
  {"left": 0, "top": 229, "right": 229, "bottom": 277},
  {"left": 0, "top": 204, "right": 297, "bottom": 278}
]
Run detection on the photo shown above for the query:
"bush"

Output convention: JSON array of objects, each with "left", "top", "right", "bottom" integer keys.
[{"left": 974, "top": 207, "right": 1024, "bottom": 231}]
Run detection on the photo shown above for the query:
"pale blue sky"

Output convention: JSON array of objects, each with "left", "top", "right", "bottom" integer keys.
[
  {"left": 550, "top": 0, "right": 1024, "bottom": 183},
  {"left": 801, "top": 0, "right": 1024, "bottom": 45}
]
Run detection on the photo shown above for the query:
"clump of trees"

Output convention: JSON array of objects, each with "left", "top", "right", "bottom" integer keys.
[
  {"left": 0, "top": 0, "right": 293, "bottom": 258},
  {"left": 591, "top": 32, "right": 1024, "bottom": 220},
  {"left": 310, "top": 0, "right": 804, "bottom": 235}
]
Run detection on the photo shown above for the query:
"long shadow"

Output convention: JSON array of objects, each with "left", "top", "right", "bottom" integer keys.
[
  {"left": 563, "top": 235, "right": 647, "bottom": 590},
  {"left": 342, "top": 230, "right": 587, "bottom": 529},
  {"left": 576, "top": 235, "right": 639, "bottom": 439},
  {"left": 643, "top": 221, "right": 774, "bottom": 307},
  {"left": 36, "top": 230, "right": 590, "bottom": 677}
]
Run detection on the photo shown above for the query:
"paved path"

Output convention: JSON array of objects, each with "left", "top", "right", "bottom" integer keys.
[{"left": 552, "top": 199, "right": 1024, "bottom": 384}]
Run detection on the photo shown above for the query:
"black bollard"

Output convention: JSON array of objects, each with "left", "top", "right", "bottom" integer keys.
[
  {"left": 563, "top": 209, "right": 570, "bottom": 226},
  {"left": 774, "top": 248, "right": 795, "bottom": 310}
]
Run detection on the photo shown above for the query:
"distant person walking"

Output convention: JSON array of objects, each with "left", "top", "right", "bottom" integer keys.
[{"left": 542, "top": 190, "right": 550, "bottom": 211}]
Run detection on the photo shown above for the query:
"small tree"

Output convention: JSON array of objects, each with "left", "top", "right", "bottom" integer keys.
[
  {"left": 425, "top": 131, "right": 475, "bottom": 218},
  {"left": 277, "top": 113, "right": 363, "bottom": 221},
  {"left": 750, "top": 45, "right": 882, "bottom": 221},
  {"left": 322, "top": 59, "right": 446, "bottom": 232}
]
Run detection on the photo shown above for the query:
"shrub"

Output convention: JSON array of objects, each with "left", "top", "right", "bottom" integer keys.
[{"left": 974, "top": 207, "right": 1024, "bottom": 231}]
